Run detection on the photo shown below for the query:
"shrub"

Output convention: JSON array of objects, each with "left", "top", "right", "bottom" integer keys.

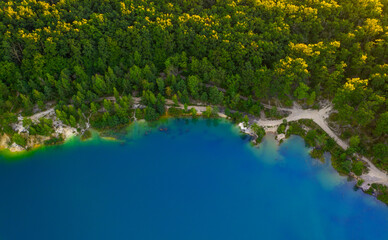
[
  {"left": 352, "top": 161, "right": 365, "bottom": 176},
  {"left": 44, "top": 136, "right": 64, "bottom": 146},
  {"left": 12, "top": 133, "right": 27, "bottom": 147},
  {"left": 310, "top": 148, "right": 324, "bottom": 162},
  {"left": 81, "top": 130, "right": 92, "bottom": 141}
]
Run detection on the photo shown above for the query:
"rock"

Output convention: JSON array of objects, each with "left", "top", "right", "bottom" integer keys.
[
  {"left": 238, "top": 122, "right": 249, "bottom": 133},
  {"left": 9, "top": 143, "right": 25, "bottom": 152},
  {"left": 0, "top": 134, "right": 11, "bottom": 149},
  {"left": 276, "top": 133, "right": 285, "bottom": 141},
  {"left": 58, "top": 126, "right": 78, "bottom": 140},
  {"left": 27, "top": 135, "right": 50, "bottom": 149},
  {"left": 360, "top": 182, "right": 371, "bottom": 191},
  {"left": 238, "top": 123, "right": 254, "bottom": 136},
  {"left": 11, "top": 122, "right": 28, "bottom": 134}
]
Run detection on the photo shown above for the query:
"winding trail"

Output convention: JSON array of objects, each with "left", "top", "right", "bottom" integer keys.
[
  {"left": 254, "top": 103, "right": 388, "bottom": 187},
  {"left": 30, "top": 108, "right": 55, "bottom": 121}
]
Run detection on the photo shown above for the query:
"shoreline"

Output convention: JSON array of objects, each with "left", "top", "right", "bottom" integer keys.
[{"left": 1, "top": 103, "right": 387, "bottom": 205}]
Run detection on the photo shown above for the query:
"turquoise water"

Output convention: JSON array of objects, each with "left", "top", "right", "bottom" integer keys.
[{"left": 0, "top": 119, "right": 387, "bottom": 240}]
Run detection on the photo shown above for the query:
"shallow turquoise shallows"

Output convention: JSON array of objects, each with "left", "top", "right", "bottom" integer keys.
[{"left": 0, "top": 119, "right": 387, "bottom": 240}]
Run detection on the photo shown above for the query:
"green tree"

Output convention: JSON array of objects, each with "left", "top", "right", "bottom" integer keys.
[
  {"left": 251, "top": 123, "right": 266, "bottom": 143},
  {"left": 187, "top": 75, "right": 201, "bottom": 99},
  {"left": 191, "top": 108, "right": 197, "bottom": 118},
  {"left": 294, "top": 82, "right": 310, "bottom": 100},
  {"left": 349, "top": 135, "right": 360, "bottom": 148},
  {"left": 156, "top": 78, "right": 165, "bottom": 94},
  {"left": 375, "top": 112, "right": 388, "bottom": 137},
  {"left": 172, "top": 94, "right": 179, "bottom": 106},
  {"left": 12, "top": 133, "right": 26, "bottom": 147},
  {"left": 243, "top": 115, "right": 249, "bottom": 128},
  {"left": 203, "top": 106, "right": 212, "bottom": 118}
]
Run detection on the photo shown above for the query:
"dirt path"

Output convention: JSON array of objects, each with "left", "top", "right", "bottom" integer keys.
[
  {"left": 255, "top": 103, "right": 388, "bottom": 187},
  {"left": 30, "top": 108, "right": 55, "bottom": 121}
]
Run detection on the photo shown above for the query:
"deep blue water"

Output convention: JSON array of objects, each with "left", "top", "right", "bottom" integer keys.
[{"left": 0, "top": 119, "right": 387, "bottom": 240}]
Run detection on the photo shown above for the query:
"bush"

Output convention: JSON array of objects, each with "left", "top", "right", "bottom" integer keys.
[
  {"left": 371, "top": 184, "right": 388, "bottom": 205},
  {"left": 191, "top": 108, "right": 198, "bottom": 118},
  {"left": 251, "top": 123, "right": 266, "bottom": 144},
  {"left": 277, "top": 124, "right": 286, "bottom": 134},
  {"left": 81, "top": 130, "right": 92, "bottom": 141},
  {"left": 357, "top": 179, "right": 364, "bottom": 187},
  {"left": 305, "top": 130, "right": 317, "bottom": 147},
  {"left": 145, "top": 107, "right": 159, "bottom": 121},
  {"left": 168, "top": 107, "right": 183, "bottom": 117},
  {"left": 135, "top": 108, "right": 144, "bottom": 119},
  {"left": 202, "top": 106, "right": 212, "bottom": 118},
  {"left": 349, "top": 135, "right": 360, "bottom": 148},
  {"left": 44, "top": 136, "right": 64, "bottom": 146},
  {"left": 310, "top": 148, "right": 324, "bottom": 162},
  {"left": 29, "top": 118, "right": 54, "bottom": 136},
  {"left": 286, "top": 122, "right": 305, "bottom": 137},
  {"left": 340, "top": 160, "right": 352, "bottom": 174},
  {"left": 352, "top": 161, "right": 365, "bottom": 176},
  {"left": 12, "top": 133, "right": 27, "bottom": 147}
]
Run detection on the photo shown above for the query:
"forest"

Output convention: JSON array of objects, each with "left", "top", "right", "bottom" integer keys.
[{"left": 0, "top": 0, "right": 386, "bottom": 171}]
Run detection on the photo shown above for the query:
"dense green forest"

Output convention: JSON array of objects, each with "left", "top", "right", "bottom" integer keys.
[{"left": 0, "top": 0, "right": 386, "bottom": 169}]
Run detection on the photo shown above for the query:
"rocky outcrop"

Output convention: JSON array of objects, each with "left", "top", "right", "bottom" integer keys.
[
  {"left": 9, "top": 143, "right": 25, "bottom": 152},
  {"left": 27, "top": 135, "right": 51, "bottom": 149},
  {"left": 0, "top": 134, "right": 11, "bottom": 149}
]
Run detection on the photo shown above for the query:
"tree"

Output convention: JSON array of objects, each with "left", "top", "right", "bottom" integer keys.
[
  {"left": 200, "top": 92, "right": 208, "bottom": 103},
  {"left": 203, "top": 106, "right": 212, "bottom": 118},
  {"left": 305, "top": 130, "right": 317, "bottom": 147},
  {"left": 103, "top": 99, "right": 113, "bottom": 113},
  {"left": 12, "top": 133, "right": 27, "bottom": 147},
  {"left": 349, "top": 135, "right": 360, "bottom": 148},
  {"left": 20, "top": 94, "right": 33, "bottom": 115},
  {"left": 294, "top": 82, "right": 310, "bottom": 100},
  {"left": 243, "top": 115, "right": 249, "bottom": 127},
  {"left": 129, "top": 65, "right": 142, "bottom": 86},
  {"left": 373, "top": 143, "right": 387, "bottom": 164},
  {"left": 211, "top": 106, "right": 219, "bottom": 117},
  {"left": 90, "top": 103, "right": 98, "bottom": 115},
  {"left": 23, "top": 118, "right": 32, "bottom": 128},
  {"left": 165, "top": 87, "right": 172, "bottom": 97},
  {"left": 145, "top": 107, "right": 159, "bottom": 121},
  {"left": 184, "top": 103, "right": 188, "bottom": 112},
  {"left": 273, "top": 57, "right": 309, "bottom": 98},
  {"left": 69, "top": 115, "right": 77, "bottom": 128},
  {"left": 172, "top": 94, "right": 178, "bottom": 106},
  {"left": 341, "top": 160, "right": 352, "bottom": 174},
  {"left": 334, "top": 78, "right": 384, "bottom": 127},
  {"left": 191, "top": 108, "right": 197, "bottom": 118},
  {"left": 187, "top": 75, "right": 201, "bottom": 99},
  {"left": 352, "top": 161, "right": 365, "bottom": 176},
  {"left": 251, "top": 123, "right": 266, "bottom": 143},
  {"left": 156, "top": 78, "right": 165, "bottom": 94},
  {"left": 155, "top": 94, "right": 166, "bottom": 115},
  {"left": 375, "top": 112, "right": 388, "bottom": 137},
  {"left": 113, "top": 88, "right": 120, "bottom": 101},
  {"left": 93, "top": 75, "right": 107, "bottom": 96},
  {"left": 209, "top": 87, "right": 223, "bottom": 105}
]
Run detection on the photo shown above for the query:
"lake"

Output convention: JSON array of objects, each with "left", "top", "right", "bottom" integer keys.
[{"left": 0, "top": 119, "right": 387, "bottom": 240}]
